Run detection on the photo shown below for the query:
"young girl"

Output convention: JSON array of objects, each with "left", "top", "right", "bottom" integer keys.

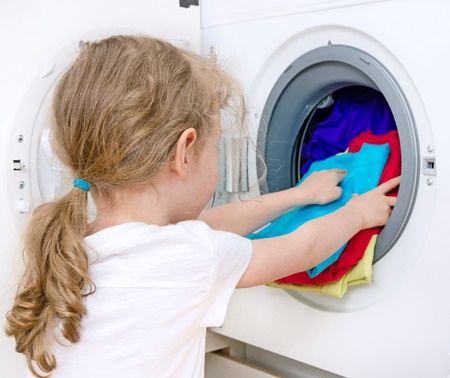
[{"left": 5, "top": 35, "right": 399, "bottom": 377}]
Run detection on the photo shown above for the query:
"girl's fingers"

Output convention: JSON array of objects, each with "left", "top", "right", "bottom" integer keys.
[
  {"left": 329, "top": 168, "right": 348, "bottom": 183},
  {"left": 387, "top": 195, "right": 397, "bottom": 207},
  {"left": 376, "top": 176, "right": 401, "bottom": 194}
]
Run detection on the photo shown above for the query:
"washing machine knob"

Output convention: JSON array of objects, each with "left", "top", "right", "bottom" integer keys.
[{"left": 16, "top": 198, "right": 30, "bottom": 214}]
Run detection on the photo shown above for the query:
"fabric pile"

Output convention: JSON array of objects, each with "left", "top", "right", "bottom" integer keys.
[{"left": 248, "top": 87, "right": 401, "bottom": 297}]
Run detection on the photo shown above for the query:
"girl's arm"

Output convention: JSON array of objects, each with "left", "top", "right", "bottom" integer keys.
[
  {"left": 236, "top": 176, "right": 400, "bottom": 288},
  {"left": 199, "top": 169, "right": 347, "bottom": 235}
]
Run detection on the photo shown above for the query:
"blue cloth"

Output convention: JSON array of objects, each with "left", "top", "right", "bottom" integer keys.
[{"left": 248, "top": 143, "right": 390, "bottom": 278}]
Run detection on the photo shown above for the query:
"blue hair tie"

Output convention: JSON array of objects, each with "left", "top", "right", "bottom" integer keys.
[{"left": 74, "top": 178, "right": 91, "bottom": 192}]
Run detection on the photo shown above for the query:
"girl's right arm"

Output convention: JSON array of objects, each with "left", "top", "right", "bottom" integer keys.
[
  {"left": 237, "top": 176, "right": 400, "bottom": 288},
  {"left": 199, "top": 169, "right": 347, "bottom": 236}
]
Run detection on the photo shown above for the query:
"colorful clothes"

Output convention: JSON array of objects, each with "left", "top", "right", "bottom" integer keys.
[
  {"left": 300, "top": 86, "right": 397, "bottom": 174},
  {"left": 275, "top": 130, "right": 400, "bottom": 285},
  {"left": 248, "top": 143, "right": 390, "bottom": 277},
  {"left": 268, "top": 235, "right": 377, "bottom": 298}
]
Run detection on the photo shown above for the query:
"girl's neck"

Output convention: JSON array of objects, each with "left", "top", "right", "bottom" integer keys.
[{"left": 88, "top": 182, "right": 171, "bottom": 235}]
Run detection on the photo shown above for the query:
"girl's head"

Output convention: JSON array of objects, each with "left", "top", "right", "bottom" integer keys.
[
  {"left": 5, "top": 34, "right": 245, "bottom": 377},
  {"left": 53, "top": 34, "right": 244, "bottom": 197}
]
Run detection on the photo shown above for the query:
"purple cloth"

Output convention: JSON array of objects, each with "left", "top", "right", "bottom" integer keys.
[{"left": 300, "top": 86, "right": 397, "bottom": 174}]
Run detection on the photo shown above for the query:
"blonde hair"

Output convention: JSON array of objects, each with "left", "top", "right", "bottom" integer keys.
[{"left": 5, "top": 35, "right": 245, "bottom": 377}]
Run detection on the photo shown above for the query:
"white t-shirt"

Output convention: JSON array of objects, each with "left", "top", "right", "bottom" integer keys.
[{"left": 39, "top": 221, "right": 252, "bottom": 378}]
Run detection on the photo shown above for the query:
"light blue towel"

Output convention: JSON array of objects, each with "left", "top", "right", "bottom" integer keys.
[{"left": 247, "top": 143, "right": 390, "bottom": 278}]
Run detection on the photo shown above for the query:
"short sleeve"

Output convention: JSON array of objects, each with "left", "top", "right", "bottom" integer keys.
[{"left": 203, "top": 228, "right": 252, "bottom": 327}]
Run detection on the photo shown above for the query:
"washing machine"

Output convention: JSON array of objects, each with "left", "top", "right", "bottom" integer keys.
[
  {"left": 201, "top": 0, "right": 450, "bottom": 377},
  {"left": 0, "top": 1, "right": 200, "bottom": 376},
  {"left": 3, "top": 1, "right": 450, "bottom": 377}
]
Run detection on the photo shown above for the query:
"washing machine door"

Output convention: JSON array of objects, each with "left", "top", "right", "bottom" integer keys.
[
  {"left": 255, "top": 43, "right": 423, "bottom": 312},
  {"left": 258, "top": 44, "right": 419, "bottom": 264}
]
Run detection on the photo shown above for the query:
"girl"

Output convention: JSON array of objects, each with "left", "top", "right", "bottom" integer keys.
[{"left": 5, "top": 35, "right": 399, "bottom": 377}]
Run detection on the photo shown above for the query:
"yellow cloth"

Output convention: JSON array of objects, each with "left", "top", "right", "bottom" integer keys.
[{"left": 267, "top": 235, "right": 377, "bottom": 298}]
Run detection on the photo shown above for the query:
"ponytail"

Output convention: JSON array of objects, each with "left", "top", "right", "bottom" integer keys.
[{"left": 5, "top": 187, "right": 95, "bottom": 377}]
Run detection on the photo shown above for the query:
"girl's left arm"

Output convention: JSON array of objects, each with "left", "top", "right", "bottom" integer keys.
[{"left": 198, "top": 169, "right": 347, "bottom": 235}]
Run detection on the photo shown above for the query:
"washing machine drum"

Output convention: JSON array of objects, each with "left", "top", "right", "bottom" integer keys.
[{"left": 257, "top": 45, "right": 419, "bottom": 264}]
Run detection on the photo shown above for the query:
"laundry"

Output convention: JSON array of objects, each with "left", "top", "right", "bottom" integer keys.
[
  {"left": 276, "top": 227, "right": 379, "bottom": 286},
  {"left": 247, "top": 142, "right": 390, "bottom": 277},
  {"left": 348, "top": 130, "right": 401, "bottom": 194},
  {"left": 267, "top": 235, "right": 377, "bottom": 298},
  {"left": 300, "top": 86, "right": 397, "bottom": 175},
  {"left": 275, "top": 130, "right": 401, "bottom": 286}
]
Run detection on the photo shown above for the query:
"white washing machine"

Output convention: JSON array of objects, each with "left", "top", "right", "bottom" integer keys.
[
  {"left": 202, "top": 0, "right": 450, "bottom": 377},
  {"left": 2, "top": 1, "right": 450, "bottom": 377},
  {"left": 0, "top": 1, "right": 200, "bottom": 376}
]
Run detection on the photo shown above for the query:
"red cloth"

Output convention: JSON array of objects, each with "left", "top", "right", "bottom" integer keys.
[
  {"left": 275, "top": 131, "right": 400, "bottom": 286},
  {"left": 348, "top": 130, "right": 401, "bottom": 196}
]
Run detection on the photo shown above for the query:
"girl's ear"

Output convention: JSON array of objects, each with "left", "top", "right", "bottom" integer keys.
[{"left": 172, "top": 128, "right": 197, "bottom": 179}]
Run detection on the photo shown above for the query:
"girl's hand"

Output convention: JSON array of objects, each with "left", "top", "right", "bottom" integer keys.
[
  {"left": 345, "top": 176, "right": 400, "bottom": 229},
  {"left": 296, "top": 168, "right": 347, "bottom": 206}
]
